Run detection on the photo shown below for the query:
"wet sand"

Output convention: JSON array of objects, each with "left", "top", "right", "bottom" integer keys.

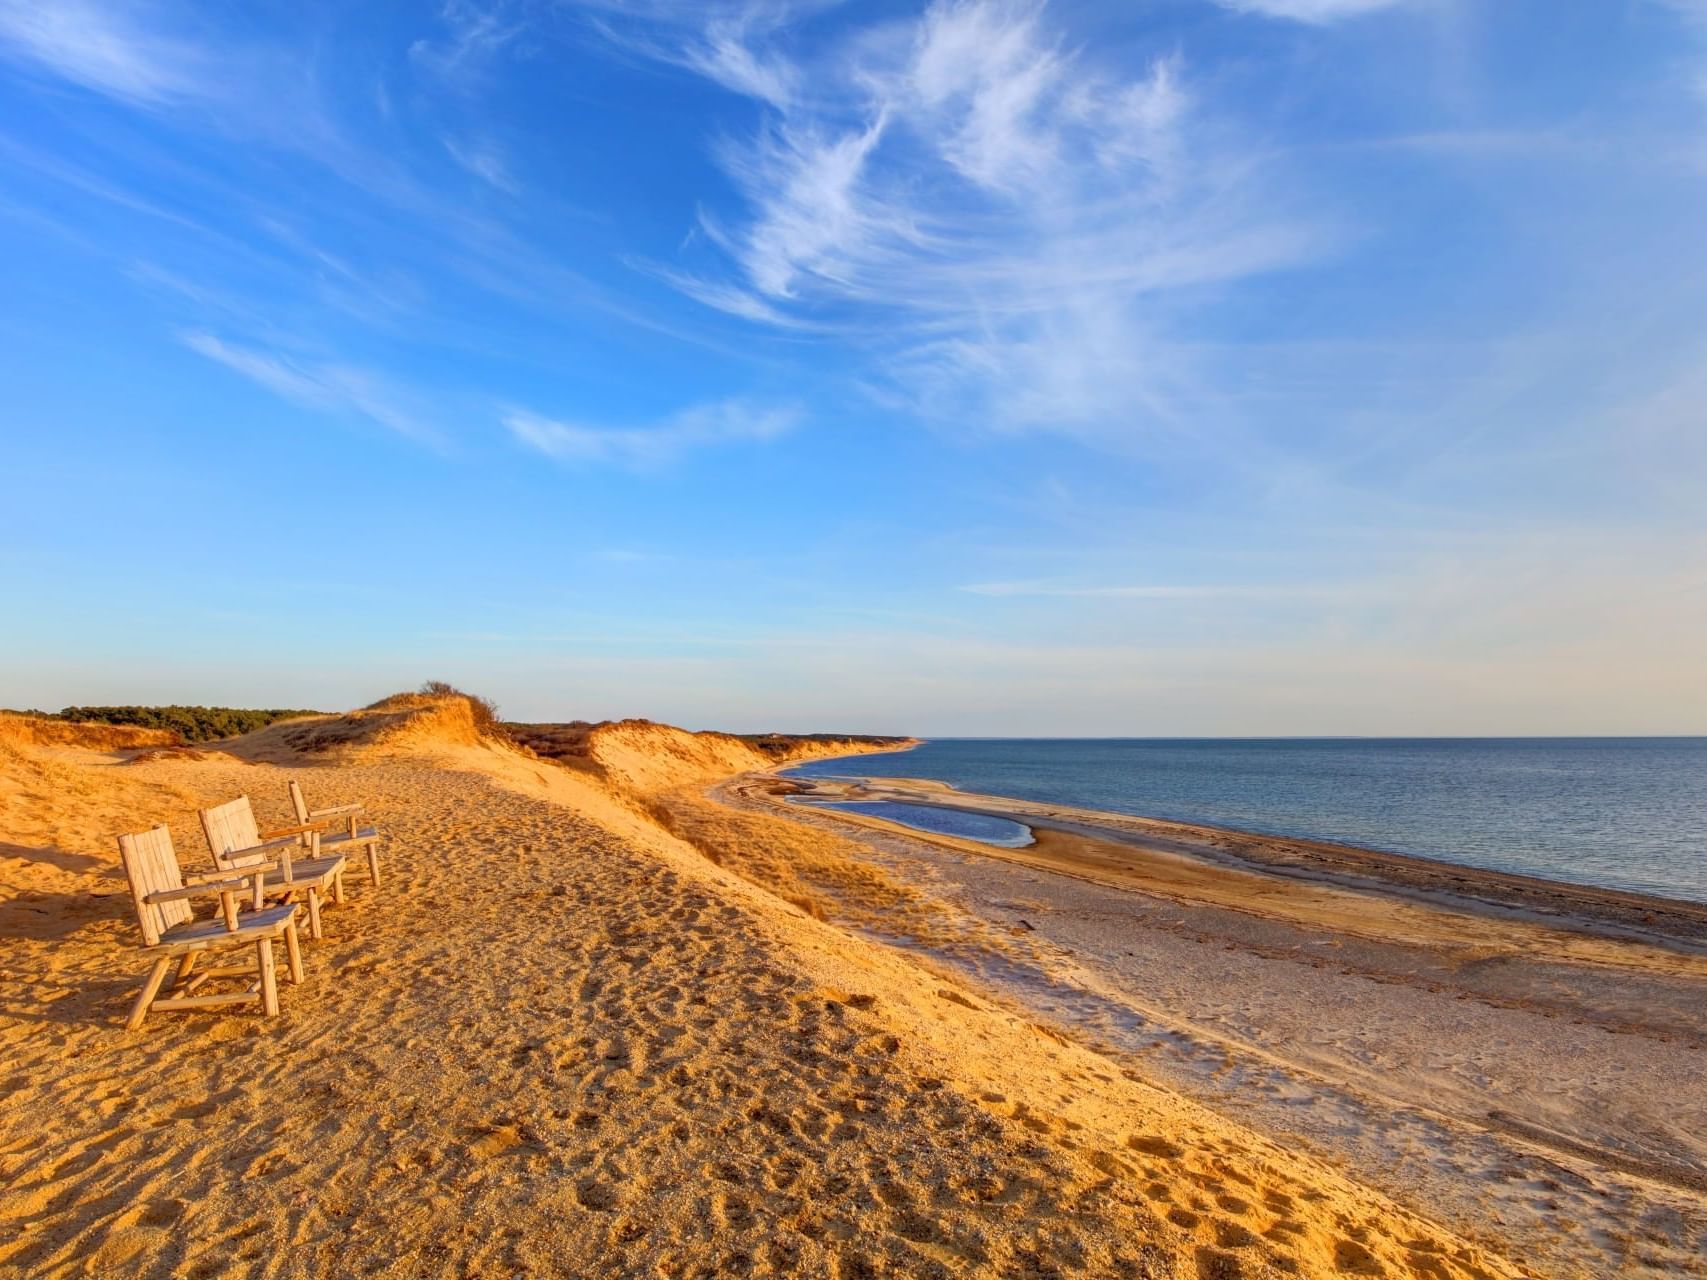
[{"left": 712, "top": 771, "right": 1707, "bottom": 1278}]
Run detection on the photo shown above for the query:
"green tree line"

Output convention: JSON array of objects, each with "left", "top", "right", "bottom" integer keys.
[{"left": 50, "top": 705, "right": 322, "bottom": 742}]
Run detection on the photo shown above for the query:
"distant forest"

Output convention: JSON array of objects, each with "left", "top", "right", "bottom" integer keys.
[{"left": 37, "top": 705, "right": 321, "bottom": 742}]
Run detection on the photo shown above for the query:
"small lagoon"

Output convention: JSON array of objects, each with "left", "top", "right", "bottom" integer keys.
[{"left": 792, "top": 798, "right": 1035, "bottom": 849}]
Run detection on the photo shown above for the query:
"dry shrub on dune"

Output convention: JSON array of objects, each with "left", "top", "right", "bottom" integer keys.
[{"left": 415, "top": 681, "right": 502, "bottom": 735}]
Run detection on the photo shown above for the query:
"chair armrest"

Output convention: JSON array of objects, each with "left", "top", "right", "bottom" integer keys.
[
  {"left": 145, "top": 880, "right": 250, "bottom": 904},
  {"left": 185, "top": 863, "right": 278, "bottom": 884},
  {"left": 220, "top": 840, "right": 296, "bottom": 886},
  {"left": 150, "top": 869, "right": 267, "bottom": 925},
  {"left": 258, "top": 822, "right": 322, "bottom": 840},
  {"left": 222, "top": 837, "right": 302, "bottom": 858},
  {"left": 309, "top": 803, "right": 363, "bottom": 819}
]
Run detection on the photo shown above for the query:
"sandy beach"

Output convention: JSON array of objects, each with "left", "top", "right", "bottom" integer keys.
[
  {"left": 703, "top": 770, "right": 1707, "bottom": 1278},
  {"left": 0, "top": 696, "right": 1687, "bottom": 1278}
]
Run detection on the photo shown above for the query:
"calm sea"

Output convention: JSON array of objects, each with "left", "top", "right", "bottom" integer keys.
[{"left": 786, "top": 738, "right": 1707, "bottom": 904}]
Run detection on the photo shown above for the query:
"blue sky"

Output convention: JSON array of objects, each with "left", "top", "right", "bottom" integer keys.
[{"left": 1, "top": 0, "right": 1704, "bottom": 734}]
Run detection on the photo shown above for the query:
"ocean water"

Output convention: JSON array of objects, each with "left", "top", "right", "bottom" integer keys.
[
  {"left": 791, "top": 798, "right": 1035, "bottom": 848},
  {"left": 786, "top": 738, "right": 1707, "bottom": 904}
]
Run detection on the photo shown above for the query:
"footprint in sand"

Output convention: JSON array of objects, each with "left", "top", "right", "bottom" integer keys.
[
  {"left": 1333, "top": 1237, "right": 1385, "bottom": 1275},
  {"left": 457, "top": 1122, "right": 541, "bottom": 1161},
  {"left": 1193, "top": 1245, "right": 1246, "bottom": 1279},
  {"left": 576, "top": 1179, "right": 619, "bottom": 1211},
  {"left": 1214, "top": 1219, "right": 1258, "bottom": 1249},
  {"left": 1128, "top": 1133, "right": 1185, "bottom": 1159}
]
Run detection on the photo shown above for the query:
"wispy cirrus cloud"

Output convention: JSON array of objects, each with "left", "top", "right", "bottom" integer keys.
[
  {"left": 680, "top": 17, "right": 801, "bottom": 109},
  {"left": 0, "top": 0, "right": 762, "bottom": 442},
  {"left": 182, "top": 331, "right": 443, "bottom": 447},
  {"left": 574, "top": 1, "right": 833, "bottom": 109},
  {"left": 0, "top": 0, "right": 208, "bottom": 105},
  {"left": 1214, "top": 0, "right": 1415, "bottom": 22},
  {"left": 573, "top": 0, "right": 826, "bottom": 111},
  {"left": 409, "top": 0, "right": 529, "bottom": 87},
  {"left": 444, "top": 136, "right": 519, "bottom": 192},
  {"left": 504, "top": 398, "right": 801, "bottom": 467},
  {"left": 598, "top": 0, "right": 1322, "bottom": 444}
]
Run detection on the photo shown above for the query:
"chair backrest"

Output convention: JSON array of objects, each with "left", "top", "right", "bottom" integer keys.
[
  {"left": 119, "top": 825, "right": 189, "bottom": 947},
  {"left": 287, "top": 780, "right": 309, "bottom": 823},
  {"left": 199, "top": 796, "right": 262, "bottom": 869}
]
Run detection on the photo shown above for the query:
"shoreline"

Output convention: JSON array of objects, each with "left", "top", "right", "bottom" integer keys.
[
  {"left": 716, "top": 762, "right": 1707, "bottom": 1275},
  {"left": 775, "top": 758, "right": 1707, "bottom": 950}
]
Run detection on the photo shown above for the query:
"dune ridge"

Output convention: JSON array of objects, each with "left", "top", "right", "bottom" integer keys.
[
  {"left": 0, "top": 712, "right": 179, "bottom": 754},
  {"left": 0, "top": 697, "right": 1528, "bottom": 1278}
]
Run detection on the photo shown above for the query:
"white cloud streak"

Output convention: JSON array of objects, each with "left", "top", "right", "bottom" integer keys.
[
  {"left": 681, "top": 16, "right": 800, "bottom": 108},
  {"left": 504, "top": 398, "right": 801, "bottom": 466},
  {"left": 0, "top": 0, "right": 207, "bottom": 105},
  {"left": 444, "top": 136, "right": 519, "bottom": 192},
  {"left": 182, "top": 332, "right": 441, "bottom": 446},
  {"left": 1215, "top": 0, "right": 1415, "bottom": 22},
  {"left": 576, "top": 1, "right": 837, "bottom": 109},
  {"left": 409, "top": 0, "right": 528, "bottom": 87}
]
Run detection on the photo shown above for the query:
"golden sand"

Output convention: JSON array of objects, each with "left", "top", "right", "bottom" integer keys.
[{"left": 0, "top": 703, "right": 1529, "bottom": 1278}]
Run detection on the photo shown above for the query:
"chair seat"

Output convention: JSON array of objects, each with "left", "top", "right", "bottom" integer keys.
[
  {"left": 317, "top": 826, "right": 379, "bottom": 847},
  {"left": 258, "top": 854, "right": 346, "bottom": 889},
  {"left": 156, "top": 905, "right": 298, "bottom": 954}
]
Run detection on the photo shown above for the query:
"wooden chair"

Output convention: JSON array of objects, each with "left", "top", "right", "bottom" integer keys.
[
  {"left": 287, "top": 780, "right": 383, "bottom": 888},
  {"left": 198, "top": 796, "right": 347, "bottom": 942},
  {"left": 119, "top": 825, "right": 303, "bottom": 1030}
]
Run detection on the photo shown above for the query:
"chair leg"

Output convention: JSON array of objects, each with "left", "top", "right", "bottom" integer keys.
[
  {"left": 257, "top": 938, "right": 280, "bottom": 1017},
  {"left": 305, "top": 887, "right": 323, "bottom": 941},
  {"left": 128, "top": 956, "right": 172, "bottom": 1031},
  {"left": 283, "top": 918, "right": 304, "bottom": 984},
  {"left": 332, "top": 869, "right": 347, "bottom": 906},
  {"left": 366, "top": 845, "right": 381, "bottom": 889},
  {"left": 174, "top": 952, "right": 198, "bottom": 988}
]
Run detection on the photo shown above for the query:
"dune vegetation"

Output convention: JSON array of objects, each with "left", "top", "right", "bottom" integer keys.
[{"left": 11, "top": 706, "right": 323, "bottom": 744}]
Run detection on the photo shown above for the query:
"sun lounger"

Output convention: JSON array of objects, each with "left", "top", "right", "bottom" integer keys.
[
  {"left": 287, "top": 780, "right": 383, "bottom": 887},
  {"left": 198, "top": 796, "right": 347, "bottom": 941},
  {"left": 118, "top": 824, "right": 303, "bottom": 1030}
]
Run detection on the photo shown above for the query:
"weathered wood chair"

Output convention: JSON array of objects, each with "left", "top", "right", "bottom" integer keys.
[
  {"left": 287, "top": 780, "right": 383, "bottom": 888},
  {"left": 119, "top": 825, "right": 303, "bottom": 1030},
  {"left": 198, "top": 796, "right": 347, "bottom": 941}
]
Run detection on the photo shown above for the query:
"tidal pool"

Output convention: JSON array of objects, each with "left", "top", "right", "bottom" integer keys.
[{"left": 792, "top": 798, "right": 1034, "bottom": 848}]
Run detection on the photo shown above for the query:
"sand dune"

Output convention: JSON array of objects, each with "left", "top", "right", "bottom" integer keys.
[
  {"left": 0, "top": 714, "right": 178, "bottom": 754},
  {"left": 1, "top": 699, "right": 1529, "bottom": 1278}
]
